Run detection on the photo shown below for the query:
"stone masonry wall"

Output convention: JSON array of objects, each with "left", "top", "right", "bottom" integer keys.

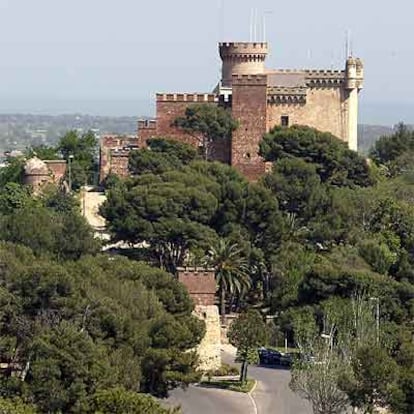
[
  {"left": 99, "top": 135, "right": 138, "bottom": 183},
  {"left": 178, "top": 268, "right": 221, "bottom": 371},
  {"left": 178, "top": 269, "right": 216, "bottom": 307},
  {"left": 44, "top": 160, "right": 67, "bottom": 183},
  {"left": 267, "top": 87, "right": 349, "bottom": 143},
  {"left": 193, "top": 306, "right": 221, "bottom": 371},
  {"left": 231, "top": 74, "right": 268, "bottom": 181},
  {"left": 155, "top": 94, "right": 218, "bottom": 147}
]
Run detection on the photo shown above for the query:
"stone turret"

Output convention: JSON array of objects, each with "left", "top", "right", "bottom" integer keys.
[
  {"left": 345, "top": 57, "right": 364, "bottom": 90},
  {"left": 24, "top": 157, "right": 50, "bottom": 190},
  {"left": 345, "top": 56, "right": 364, "bottom": 151},
  {"left": 219, "top": 42, "right": 268, "bottom": 87}
]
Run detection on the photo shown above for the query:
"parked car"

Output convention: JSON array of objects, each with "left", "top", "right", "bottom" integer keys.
[
  {"left": 258, "top": 348, "right": 282, "bottom": 365},
  {"left": 279, "top": 352, "right": 294, "bottom": 367}
]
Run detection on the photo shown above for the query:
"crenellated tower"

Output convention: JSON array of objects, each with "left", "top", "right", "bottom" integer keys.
[
  {"left": 219, "top": 42, "right": 268, "bottom": 87},
  {"left": 345, "top": 57, "right": 364, "bottom": 151}
]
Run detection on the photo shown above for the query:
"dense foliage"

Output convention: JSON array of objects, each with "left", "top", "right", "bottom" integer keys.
[
  {"left": 0, "top": 243, "right": 202, "bottom": 412},
  {"left": 227, "top": 310, "right": 267, "bottom": 383},
  {"left": 173, "top": 104, "right": 238, "bottom": 160},
  {"left": 102, "top": 127, "right": 414, "bottom": 411},
  {"left": 2, "top": 121, "right": 414, "bottom": 412}
]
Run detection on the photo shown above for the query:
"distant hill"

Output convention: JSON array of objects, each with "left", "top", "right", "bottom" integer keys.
[
  {"left": 0, "top": 114, "right": 139, "bottom": 154},
  {"left": 358, "top": 124, "right": 393, "bottom": 155},
  {"left": 0, "top": 113, "right": 395, "bottom": 156}
]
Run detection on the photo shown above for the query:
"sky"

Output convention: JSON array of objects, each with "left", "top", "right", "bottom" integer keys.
[{"left": 0, "top": 0, "right": 413, "bottom": 125}]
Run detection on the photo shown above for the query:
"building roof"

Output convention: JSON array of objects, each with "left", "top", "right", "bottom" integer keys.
[{"left": 267, "top": 71, "right": 306, "bottom": 88}]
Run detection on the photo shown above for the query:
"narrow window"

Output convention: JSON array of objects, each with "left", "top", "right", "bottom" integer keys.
[{"left": 281, "top": 116, "right": 289, "bottom": 127}]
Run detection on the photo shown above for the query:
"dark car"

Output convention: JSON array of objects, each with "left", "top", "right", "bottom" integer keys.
[
  {"left": 280, "top": 352, "right": 294, "bottom": 367},
  {"left": 258, "top": 348, "right": 282, "bottom": 365}
]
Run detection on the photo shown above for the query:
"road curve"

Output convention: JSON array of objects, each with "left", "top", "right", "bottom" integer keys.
[
  {"left": 249, "top": 364, "right": 311, "bottom": 414},
  {"left": 166, "top": 384, "right": 254, "bottom": 414},
  {"left": 222, "top": 350, "right": 312, "bottom": 414}
]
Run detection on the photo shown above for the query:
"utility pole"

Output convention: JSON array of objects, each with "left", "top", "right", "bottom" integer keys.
[
  {"left": 68, "top": 154, "right": 74, "bottom": 193},
  {"left": 370, "top": 297, "right": 380, "bottom": 344}
]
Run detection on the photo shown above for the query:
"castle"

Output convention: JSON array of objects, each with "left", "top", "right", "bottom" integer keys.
[{"left": 100, "top": 41, "right": 363, "bottom": 182}]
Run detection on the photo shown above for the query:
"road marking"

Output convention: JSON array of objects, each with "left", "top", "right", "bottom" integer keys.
[{"left": 248, "top": 380, "right": 258, "bottom": 414}]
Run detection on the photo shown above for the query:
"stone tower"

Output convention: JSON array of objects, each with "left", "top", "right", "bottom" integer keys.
[
  {"left": 219, "top": 42, "right": 269, "bottom": 87},
  {"left": 345, "top": 57, "right": 364, "bottom": 151}
]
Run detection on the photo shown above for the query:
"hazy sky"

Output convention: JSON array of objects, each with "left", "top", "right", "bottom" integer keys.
[{"left": 0, "top": 0, "right": 413, "bottom": 124}]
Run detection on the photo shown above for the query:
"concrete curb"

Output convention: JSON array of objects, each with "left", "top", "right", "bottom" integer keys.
[{"left": 248, "top": 379, "right": 258, "bottom": 414}]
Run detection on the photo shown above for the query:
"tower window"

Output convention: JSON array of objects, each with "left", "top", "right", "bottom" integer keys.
[{"left": 281, "top": 116, "right": 289, "bottom": 127}]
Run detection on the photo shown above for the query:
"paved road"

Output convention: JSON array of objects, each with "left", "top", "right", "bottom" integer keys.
[
  {"left": 249, "top": 364, "right": 311, "bottom": 414},
  {"left": 166, "top": 384, "right": 253, "bottom": 414},
  {"left": 223, "top": 351, "right": 312, "bottom": 414},
  {"left": 164, "top": 351, "right": 312, "bottom": 414}
]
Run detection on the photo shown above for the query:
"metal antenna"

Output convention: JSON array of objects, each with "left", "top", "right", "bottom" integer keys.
[
  {"left": 218, "top": 0, "right": 224, "bottom": 41},
  {"left": 345, "top": 29, "right": 351, "bottom": 58},
  {"left": 253, "top": 8, "right": 257, "bottom": 42},
  {"left": 263, "top": 11, "right": 273, "bottom": 43},
  {"left": 250, "top": 8, "right": 253, "bottom": 41}
]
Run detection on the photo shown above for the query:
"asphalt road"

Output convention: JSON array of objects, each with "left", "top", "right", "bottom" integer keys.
[
  {"left": 167, "top": 384, "right": 254, "bottom": 414},
  {"left": 165, "top": 351, "right": 312, "bottom": 414},
  {"left": 249, "top": 364, "right": 312, "bottom": 414}
]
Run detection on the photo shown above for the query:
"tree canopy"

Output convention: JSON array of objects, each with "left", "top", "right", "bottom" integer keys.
[{"left": 173, "top": 104, "right": 238, "bottom": 160}]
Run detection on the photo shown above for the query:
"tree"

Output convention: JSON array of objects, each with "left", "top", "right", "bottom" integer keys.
[
  {"left": 0, "top": 156, "right": 25, "bottom": 186},
  {"left": 290, "top": 339, "right": 350, "bottom": 414},
  {"left": 205, "top": 239, "right": 251, "bottom": 323},
  {"left": 0, "top": 205, "right": 100, "bottom": 260},
  {"left": 227, "top": 309, "right": 267, "bottom": 383},
  {"left": 340, "top": 345, "right": 400, "bottom": 413},
  {"left": 259, "top": 125, "right": 374, "bottom": 187},
  {"left": 263, "top": 157, "right": 328, "bottom": 222},
  {"left": 26, "top": 144, "right": 58, "bottom": 160},
  {"left": 57, "top": 130, "right": 98, "bottom": 188},
  {"left": 90, "top": 387, "right": 180, "bottom": 414},
  {"left": 128, "top": 139, "right": 198, "bottom": 177},
  {"left": 0, "top": 398, "right": 37, "bottom": 414},
  {"left": 0, "top": 183, "right": 35, "bottom": 214},
  {"left": 0, "top": 244, "right": 204, "bottom": 409},
  {"left": 173, "top": 104, "right": 238, "bottom": 160},
  {"left": 370, "top": 123, "right": 414, "bottom": 166},
  {"left": 100, "top": 171, "right": 219, "bottom": 274}
]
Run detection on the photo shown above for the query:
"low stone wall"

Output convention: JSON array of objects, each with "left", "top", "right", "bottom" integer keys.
[{"left": 193, "top": 305, "right": 221, "bottom": 371}]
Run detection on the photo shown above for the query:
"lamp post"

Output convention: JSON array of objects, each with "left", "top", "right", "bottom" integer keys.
[
  {"left": 369, "top": 297, "right": 380, "bottom": 344},
  {"left": 68, "top": 154, "right": 74, "bottom": 193}
]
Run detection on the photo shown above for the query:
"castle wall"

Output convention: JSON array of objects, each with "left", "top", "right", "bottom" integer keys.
[
  {"left": 155, "top": 94, "right": 218, "bottom": 148},
  {"left": 178, "top": 268, "right": 221, "bottom": 371},
  {"left": 99, "top": 135, "right": 138, "bottom": 183},
  {"left": 267, "top": 87, "right": 348, "bottom": 142},
  {"left": 137, "top": 119, "right": 157, "bottom": 146},
  {"left": 44, "top": 160, "right": 67, "bottom": 183},
  {"left": 231, "top": 74, "right": 268, "bottom": 181}
]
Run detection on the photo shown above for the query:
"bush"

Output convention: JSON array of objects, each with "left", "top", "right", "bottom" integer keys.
[{"left": 207, "top": 363, "right": 240, "bottom": 377}]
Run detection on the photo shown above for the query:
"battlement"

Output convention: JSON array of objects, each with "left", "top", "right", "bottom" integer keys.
[
  {"left": 138, "top": 119, "right": 157, "bottom": 130},
  {"left": 156, "top": 93, "right": 218, "bottom": 103},
  {"left": 101, "top": 134, "right": 138, "bottom": 149},
  {"left": 268, "top": 86, "right": 307, "bottom": 104},
  {"left": 177, "top": 267, "right": 216, "bottom": 307},
  {"left": 303, "top": 70, "right": 346, "bottom": 87},
  {"left": 232, "top": 74, "right": 268, "bottom": 86},
  {"left": 219, "top": 42, "right": 268, "bottom": 57}
]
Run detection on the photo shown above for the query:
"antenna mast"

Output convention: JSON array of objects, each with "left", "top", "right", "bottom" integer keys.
[
  {"left": 249, "top": 7, "right": 254, "bottom": 42},
  {"left": 345, "top": 29, "right": 352, "bottom": 58},
  {"left": 253, "top": 8, "right": 258, "bottom": 42}
]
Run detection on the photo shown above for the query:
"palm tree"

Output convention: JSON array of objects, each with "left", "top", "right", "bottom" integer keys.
[{"left": 206, "top": 239, "right": 251, "bottom": 324}]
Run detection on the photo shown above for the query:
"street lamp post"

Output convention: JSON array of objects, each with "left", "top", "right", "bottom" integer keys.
[
  {"left": 370, "top": 297, "right": 380, "bottom": 344},
  {"left": 68, "top": 154, "right": 74, "bottom": 193}
]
